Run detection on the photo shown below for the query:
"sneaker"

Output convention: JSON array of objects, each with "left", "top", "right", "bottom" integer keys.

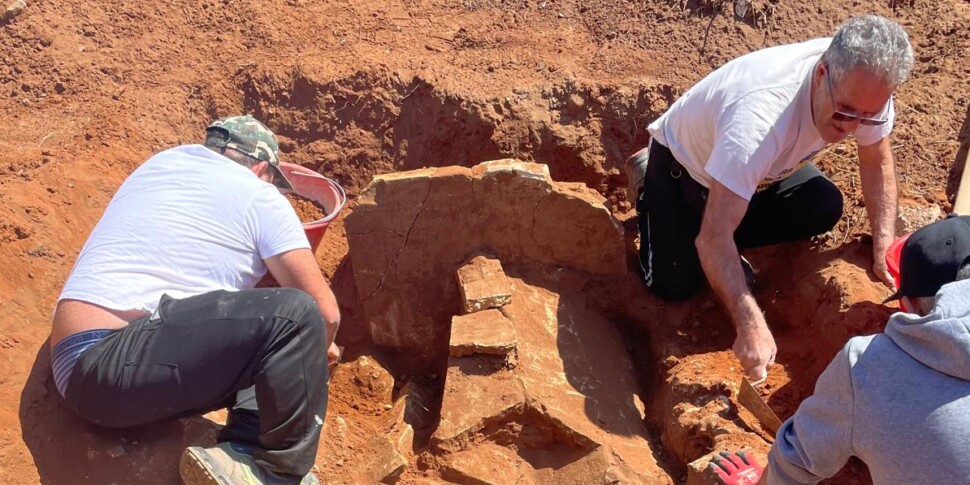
[
  {"left": 180, "top": 442, "right": 320, "bottom": 485},
  {"left": 624, "top": 146, "right": 650, "bottom": 204}
]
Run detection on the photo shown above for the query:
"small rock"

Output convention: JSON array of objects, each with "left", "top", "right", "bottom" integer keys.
[
  {"left": 565, "top": 93, "right": 585, "bottom": 116},
  {"left": 107, "top": 445, "right": 125, "bottom": 458},
  {"left": 2, "top": 0, "right": 26, "bottom": 21}
]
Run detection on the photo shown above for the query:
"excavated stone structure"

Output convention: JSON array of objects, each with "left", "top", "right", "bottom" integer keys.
[
  {"left": 434, "top": 272, "right": 672, "bottom": 484},
  {"left": 345, "top": 160, "right": 625, "bottom": 369}
]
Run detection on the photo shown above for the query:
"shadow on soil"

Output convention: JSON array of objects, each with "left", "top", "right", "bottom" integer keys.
[{"left": 19, "top": 340, "right": 220, "bottom": 485}]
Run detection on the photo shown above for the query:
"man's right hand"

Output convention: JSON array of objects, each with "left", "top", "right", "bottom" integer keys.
[{"left": 733, "top": 323, "right": 776, "bottom": 381}]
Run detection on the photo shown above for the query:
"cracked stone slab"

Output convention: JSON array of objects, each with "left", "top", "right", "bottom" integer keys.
[
  {"left": 432, "top": 360, "right": 525, "bottom": 448},
  {"left": 345, "top": 160, "right": 625, "bottom": 368},
  {"left": 457, "top": 255, "right": 514, "bottom": 314},
  {"left": 450, "top": 309, "right": 517, "bottom": 357},
  {"left": 442, "top": 443, "right": 536, "bottom": 485}
]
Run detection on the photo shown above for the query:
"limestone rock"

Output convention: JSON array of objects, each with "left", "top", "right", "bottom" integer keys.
[
  {"left": 349, "top": 356, "right": 394, "bottom": 406},
  {"left": 687, "top": 450, "right": 767, "bottom": 485},
  {"left": 686, "top": 452, "right": 723, "bottom": 485},
  {"left": 897, "top": 199, "right": 942, "bottom": 235},
  {"left": 449, "top": 309, "right": 517, "bottom": 357},
  {"left": 387, "top": 384, "right": 416, "bottom": 457},
  {"left": 346, "top": 160, "right": 625, "bottom": 369},
  {"left": 362, "top": 435, "right": 407, "bottom": 484},
  {"left": 2, "top": 0, "right": 25, "bottom": 21},
  {"left": 457, "top": 255, "right": 513, "bottom": 314},
  {"left": 442, "top": 443, "right": 535, "bottom": 485},
  {"left": 433, "top": 362, "right": 525, "bottom": 447}
]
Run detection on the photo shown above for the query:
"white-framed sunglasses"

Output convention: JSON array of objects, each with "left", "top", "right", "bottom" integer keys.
[{"left": 825, "top": 70, "right": 890, "bottom": 126}]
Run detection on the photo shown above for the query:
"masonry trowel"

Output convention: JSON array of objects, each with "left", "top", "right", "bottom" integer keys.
[{"left": 737, "top": 376, "right": 783, "bottom": 438}]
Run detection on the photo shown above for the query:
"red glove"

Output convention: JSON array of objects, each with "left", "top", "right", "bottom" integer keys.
[{"left": 710, "top": 450, "right": 764, "bottom": 485}]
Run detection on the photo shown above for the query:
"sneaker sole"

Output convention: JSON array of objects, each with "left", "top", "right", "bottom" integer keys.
[{"left": 180, "top": 448, "right": 232, "bottom": 485}]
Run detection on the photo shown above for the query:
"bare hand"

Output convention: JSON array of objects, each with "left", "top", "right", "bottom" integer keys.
[
  {"left": 872, "top": 253, "right": 895, "bottom": 290},
  {"left": 733, "top": 325, "right": 776, "bottom": 381},
  {"left": 327, "top": 342, "right": 341, "bottom": 366}
]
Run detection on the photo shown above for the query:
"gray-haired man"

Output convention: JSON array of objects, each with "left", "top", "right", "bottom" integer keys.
[{"left": 626, "top": 15, "right": 914, "bottom": 381}]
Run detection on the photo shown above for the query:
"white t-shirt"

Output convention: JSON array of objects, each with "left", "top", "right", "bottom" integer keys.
[
  {"left": 59, "top": 144, "right": 310, "bottom": 313},
  {"left": 647, "top": 38, "right": 894, "bottom": 201}
]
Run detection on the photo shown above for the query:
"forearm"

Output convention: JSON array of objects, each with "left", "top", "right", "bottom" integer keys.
[
  {"left": 307, "top": 282, "right": 341, "bottom": 345},
  {"left": 859, "top": 142, "right": 898, "bottom": 255},
  {"left": 264, "top": 248, "right": 342, "bottom": 345},
  {"left": 696, "top": 232, "right": 765, "bottom": 331}
]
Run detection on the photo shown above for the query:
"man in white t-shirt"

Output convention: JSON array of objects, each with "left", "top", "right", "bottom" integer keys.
[
  {"left": 51, "top": 115, "right": 338, "bottom": 485},
  {"left": 625, "top": 15, "right": 913, "bottom": 380}
]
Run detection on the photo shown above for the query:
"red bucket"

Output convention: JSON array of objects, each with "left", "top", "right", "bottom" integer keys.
[
  {"left": 279, "top": 162, "right": 347, "bottom": 252},
  {"left": 885, "top": 233, "right": 911, "bottom": 312}
]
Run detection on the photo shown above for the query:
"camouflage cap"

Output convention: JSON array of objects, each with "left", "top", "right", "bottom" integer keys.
[{"left": 205, "top": 114, "right": 293, "bottom": 190}]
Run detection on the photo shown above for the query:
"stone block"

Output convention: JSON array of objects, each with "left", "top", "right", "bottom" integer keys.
[
  {"left": 449, "top": 309, "right": 517, "bottom": 357},
  {"left": 457, "top": 255, "right": 513, "bottom": 314},
  {"left": 363, "top": 435, "right": 407, "bottom": 484},
  {"left": 686, "top": 452, "right": 721, "bottom": 485}
]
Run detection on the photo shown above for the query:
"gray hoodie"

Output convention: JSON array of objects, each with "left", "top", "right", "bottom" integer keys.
[{"left": 767, "top": 278, "right": 970, "bottom": 485}]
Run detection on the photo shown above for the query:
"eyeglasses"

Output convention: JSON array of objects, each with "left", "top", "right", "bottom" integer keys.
[{"left": 824, "top": 71, "right": 889, "bottom": 126}]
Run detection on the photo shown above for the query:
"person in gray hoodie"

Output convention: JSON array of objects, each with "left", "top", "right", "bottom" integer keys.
[{"left": 711, "top": 214, "right": 970, "bottom": 485}]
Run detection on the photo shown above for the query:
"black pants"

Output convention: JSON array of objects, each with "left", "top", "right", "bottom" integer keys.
[
  {"left": 63, "top": 288, "right": 328, "bottom": 477},
  {"left": 636, "top": 141, "right": 843, "bottom": 300}
]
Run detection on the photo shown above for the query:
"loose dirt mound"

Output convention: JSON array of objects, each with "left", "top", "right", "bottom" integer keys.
[{"left": 2, "top": 0, "right": 969, "bottom": 484}]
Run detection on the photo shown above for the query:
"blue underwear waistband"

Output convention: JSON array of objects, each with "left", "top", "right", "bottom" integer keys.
[{"left": 52, "top": 329, "right": 113, "bottom": 399}]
